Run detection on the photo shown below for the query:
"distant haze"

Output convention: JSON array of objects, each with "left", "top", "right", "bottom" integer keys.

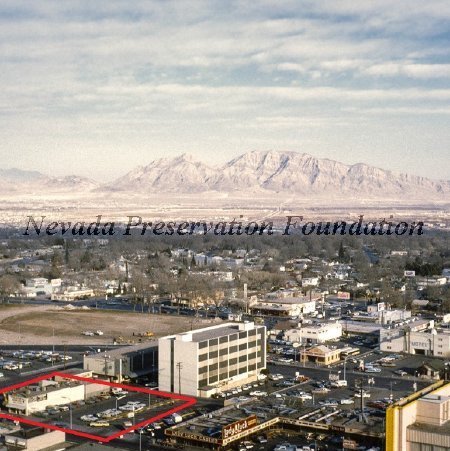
[{"left": 0, "top": 151, "right": 448, "bottom": 201}]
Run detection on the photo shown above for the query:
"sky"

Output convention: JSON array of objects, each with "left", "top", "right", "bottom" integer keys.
[{"left": 1, "top": 0, "right": 450, "bottom": 182}]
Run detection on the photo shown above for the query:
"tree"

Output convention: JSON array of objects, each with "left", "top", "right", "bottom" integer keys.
[{"left": 0, "top": 275, "right": 20, "bottom": 302}]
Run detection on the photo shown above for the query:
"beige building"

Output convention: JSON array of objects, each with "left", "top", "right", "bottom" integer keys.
[
  {"left": 250, "top": 296, "right": 317, "bottom": 318},
  {"left": 158, "top": 322, "right": 266, "bottom": 397},
  {"left": 386, "top": 380, "right": 450, "bottom": 451},
  {"left": 381, "top": 327, "right": 450, "bottom": 358},
  {"left": 3, "top": 428, "right": 66, "bottom": 451},
  {"left": 298, "top": 345, "right": 341, "bottom": 366}
]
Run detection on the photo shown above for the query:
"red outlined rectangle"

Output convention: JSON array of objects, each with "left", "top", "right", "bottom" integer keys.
[{"left": 0, "top": 371, "right": 196, "bottom": 442}]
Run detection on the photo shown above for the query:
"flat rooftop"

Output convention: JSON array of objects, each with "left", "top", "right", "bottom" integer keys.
[
  {"left": 167, "top": 322, "right": 262, "bottom": 343},
  {"left": 260, "top": 296, "right": 317, "bottom": 305}
]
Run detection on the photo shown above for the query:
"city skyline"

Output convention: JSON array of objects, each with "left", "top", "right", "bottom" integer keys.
[{"left": 1, "top": 1, "right": 450, "bottom": 181}]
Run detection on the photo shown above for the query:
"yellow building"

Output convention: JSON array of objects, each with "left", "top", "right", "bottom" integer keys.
[{"left": 386, "top": 380, "right": 450, "bottom": 451}]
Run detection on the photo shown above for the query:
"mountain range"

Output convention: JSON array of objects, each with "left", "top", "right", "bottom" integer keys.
[{"left": 1, "top": 151, "right": 449, "bottom": 199}]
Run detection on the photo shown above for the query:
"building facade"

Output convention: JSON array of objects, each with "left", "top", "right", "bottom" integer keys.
[
  {"left": 83, "top": 341, "right": 158, "bottom": 382},
  {"left": 158, "top": 322, "right": 266, "bottom": 397},
  {"left": 284, "top": 321, "right": 342, "bottom": 344},
  {"left": 380, "top": 328, "right": 450, "bottom": 358},
  {"left": 386, "top": 381, "right": 450, "bottom": 451}
]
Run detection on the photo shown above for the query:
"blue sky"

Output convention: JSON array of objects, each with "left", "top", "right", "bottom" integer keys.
[{"left": 1, "top": 0, "right": 449, "bottom": 181}]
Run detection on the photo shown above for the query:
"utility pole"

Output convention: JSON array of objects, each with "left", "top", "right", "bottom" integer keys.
[{"left": 176, "top": 362, "right": 183, "bottom": 394}]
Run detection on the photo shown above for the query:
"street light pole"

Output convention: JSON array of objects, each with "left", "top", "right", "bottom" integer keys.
[
  {"left": 61, "top": 397, "right": 72, "bottom": 429},
  {"left": 343, "top": 356, "right": 348, "bottom": 382},
  {"left": 176, "top": 362, "right": 183, "bottom": 394}
]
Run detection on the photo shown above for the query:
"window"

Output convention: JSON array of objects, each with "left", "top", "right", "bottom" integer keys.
[
  {"left": 199, "top": 366, "right": 207, "bottom": 375},
  {"left": 219, "top": 336, "right": 228, "bottom": 344},
  {"left": 199, "top": 341, "right": 208, "bottom": 349},
  {"left": 209, "top": 375, "right": 218, "bottom": 384},
  {"left": 219, "top": 348, "right": 228, "bottom": 356},
  {"left": 199, "top": 353, "right": 208, "bottom": 362},
  {"left": 219, "top": 360, "right": 228, "bottom": 369},
  {"left": 239, "top": 343, "right": 247, "bottom": 351},
  {"left": 239, "top": 355, "right": 247, "bottom": 363},
  {"left": 209, "top": 363, "right": 218, "bottom": 371},
  {"left": 199, "top": 379, "right": 208, "bottom": 388},
  {"left": 229, "top": 357, "right": 238, "bottom": 365},
  {"left": 209, "top": 338, "right": 218, "bottom": 347},
  {"left": 239, "top": 331, "right": 247, "bottom": 339},
  {"left": 209, "top": 351, "right": 218, "bottom": 359},
  {"left": 230, "top": 345, "right": 238, "bottom": 353}
]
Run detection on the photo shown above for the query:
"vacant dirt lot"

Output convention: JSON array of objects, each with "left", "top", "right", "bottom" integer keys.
[{"left": 0, "top": 305, "right": 222, "bottom": 345}]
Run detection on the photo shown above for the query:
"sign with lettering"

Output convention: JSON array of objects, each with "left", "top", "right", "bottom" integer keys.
[
  {"left": 222, "top": 415, "right": 258, "bottom": 440},
  {"left": 337, "top": 291, "right": 350, "bottom": 300}
]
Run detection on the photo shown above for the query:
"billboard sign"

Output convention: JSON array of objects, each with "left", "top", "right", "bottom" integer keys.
[{"left": 222, "top": 415, "right": 258, "bottom": 440}]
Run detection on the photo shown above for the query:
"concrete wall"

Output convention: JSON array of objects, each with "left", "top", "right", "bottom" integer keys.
[{"left": 4, "top": 430, "right": 65, "bottom": 451}]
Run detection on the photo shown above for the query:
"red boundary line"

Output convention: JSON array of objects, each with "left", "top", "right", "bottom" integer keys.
[{"left": 0, "top": 371, "right": 196, "bottom": 443}]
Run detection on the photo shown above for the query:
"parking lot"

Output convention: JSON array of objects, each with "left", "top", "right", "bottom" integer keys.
[{"left": 19, "top": 388, "right": 185, "bottom": 439}]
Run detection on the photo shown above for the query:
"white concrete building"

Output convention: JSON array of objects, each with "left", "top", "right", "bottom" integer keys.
[
  {"left": 158, "top": 322, "right": 266, "bottom": 397},
  {"left": 6, "top": 380, "right": 85, "bottom": 415},
  {"left": 284, "top": 321, "right": 342, "bottom": 344},
  {"left": 380, "top": 327, "right": 450, "bottom": 358},
  {"left": 301, "top": 277, "right": 320, "bottom": 287},
  {"left": 250, "top": 296, "right": 318, "bottom": 318}
]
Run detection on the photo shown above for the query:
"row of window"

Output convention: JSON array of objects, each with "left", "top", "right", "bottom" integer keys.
[
  {"left": 198, "top": 329, "right": 260, "bottom": 349},
  {"left": 198, "top": 363, "right": 259, "bottom": 387}
]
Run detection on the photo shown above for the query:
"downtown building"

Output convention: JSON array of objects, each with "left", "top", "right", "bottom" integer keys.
[{"left": 158, "top": 322, "right": 266, "bottom": 397}]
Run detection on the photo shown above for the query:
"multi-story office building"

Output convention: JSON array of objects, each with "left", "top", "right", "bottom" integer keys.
[{"left": 158, "top": 322, "right": 266, "bottom": 397}]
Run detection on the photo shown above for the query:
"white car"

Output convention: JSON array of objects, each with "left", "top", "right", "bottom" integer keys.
[
  {"left": 81, "top": 414, "right": 98, "bottom": 422},
  {"left": 354, "top": 392, "right": 371, "bottom": 398},
  {"left": 82, "top": 331, "right": 94, "bottom": 336},
  {"left": 250, "top": 390, "right": 268, "bottom": 397},
  {"left": 340, "top": 398, "right": 354, "bottom": 405},
  {"left": 95, "top": 330, "right": 104, "bottom": 336}
]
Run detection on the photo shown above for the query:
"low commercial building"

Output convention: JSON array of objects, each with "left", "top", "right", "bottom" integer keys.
[
  {"left": 3, "top": 428, "right": 66, "bottom": 451},
  {"left": 298, "top": 345, "right": 341, "bottom": 366},
  {"left": 83, "top": 341, "right": 158, "bottom": 382},
  {"left": 249, "top": 296, "right": 317, "bottom": 318},
  {"left": 5, "top": 380, "right": 86, "bottom": 415},
  {"left": 51, "top": 288, "right": 94, "bottom": 301},
  {"left": 284, "top": 321, "right": 342, "bottom": 344},
  {"left": 386, "top": 380, "right": 450, "bottom": 451},
  {"left": 380, "top": 327, "right": 450, "bottom": 358},
  {"left": 159, "top": 322, "right": 266, "bottom": 397}
]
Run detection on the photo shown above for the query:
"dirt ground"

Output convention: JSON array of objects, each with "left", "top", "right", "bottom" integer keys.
[{"left": 0, "top": 305, "right": 222, "bottom": 345}]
